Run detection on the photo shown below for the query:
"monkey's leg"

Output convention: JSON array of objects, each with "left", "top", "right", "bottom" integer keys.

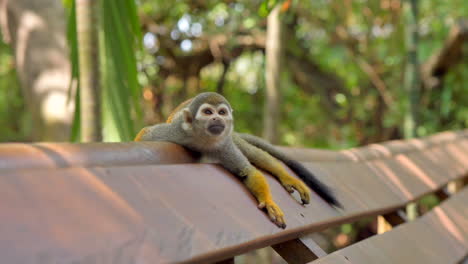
[
  {"left": 234, "top": 135, "right": 311, "bottom": 204},
  {"left": 242, "top": 168, "right": 286, "bottom": 228},
  {"left": 218, "top": 145, "right": 286, "bottom": 228}
]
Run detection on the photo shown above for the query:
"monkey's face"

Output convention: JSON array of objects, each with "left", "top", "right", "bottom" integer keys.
[{"left": 193, "top": 103, "right": 233, "bottom": 138}]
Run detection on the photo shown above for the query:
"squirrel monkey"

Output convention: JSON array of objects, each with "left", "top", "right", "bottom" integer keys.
[{"left": 135, "top": 92, "right": 339, "bottom": 228}]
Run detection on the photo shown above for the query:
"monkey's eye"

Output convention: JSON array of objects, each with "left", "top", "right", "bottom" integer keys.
[
  {"left": 219, "top": 109, "right": 226, "bottom": 115},
  {"left": 203, "top": 109, "right": 213, "bottom": 115}
]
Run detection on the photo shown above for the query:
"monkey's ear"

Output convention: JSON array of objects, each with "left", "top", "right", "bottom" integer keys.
[{"left": 182, "top": 108, "right": 193, "bottom": 124}]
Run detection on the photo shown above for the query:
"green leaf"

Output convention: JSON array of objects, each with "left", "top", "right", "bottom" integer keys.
[
  {"left": 70, "top": 86, "right": 81, "bottom": 142},
  {"left": 258, "top": 0, "right": 279, "bottom": 17},
  {"left": 67, "top": 0, "right": 143, "bottom": 142}
]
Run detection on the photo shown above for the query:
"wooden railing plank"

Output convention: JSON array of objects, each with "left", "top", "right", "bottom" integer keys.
[
  {"left": 303, "top": 161, "right": 405, "bottom": 211},
  {"left": 311, "top": 187, "right": 468, "bottom": 264},
  {"left": 0, "top": 130, "right": 466, "bottom": 263},
  {"left": 0, "top": 142, "right": 196, "bottom": 170},
  {"left": 0, "top": 131, "right": 466, "bottom": 171}
]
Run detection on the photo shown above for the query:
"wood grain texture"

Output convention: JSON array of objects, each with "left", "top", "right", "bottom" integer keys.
[
  {"left": 0, "top": 130, "right": 466, "bottom": 263},
  {"left": 311, "top": 187, "right": 468, "bottom": 264}
]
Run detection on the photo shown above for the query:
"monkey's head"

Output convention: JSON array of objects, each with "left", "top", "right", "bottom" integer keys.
[{"left": 182, "top": 93, "right": 233, "bottom": 145}]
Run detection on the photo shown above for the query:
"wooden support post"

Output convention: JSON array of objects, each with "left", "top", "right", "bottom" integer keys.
[
  {"left": 272, "top": 235, "right": 327, "bottom": 263},
  {"left": 377, "top": 209, "right": 407, "bottom": 234},
  {"left": 300, "top": 235, "right": 327, "bottom": 258}
]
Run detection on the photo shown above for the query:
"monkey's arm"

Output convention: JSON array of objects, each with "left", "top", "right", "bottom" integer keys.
[
  {"left": 134, "top": 123, "right": 180, "bottom": 142},
  {"left": 217, "top": 144, "right": 286, "bottom": 228},
  {"left": 233, "top": 134, "right": 311, "bottom": 204},
  {"left": 236, "top": 133, "right": 340, "bottom": 207}
]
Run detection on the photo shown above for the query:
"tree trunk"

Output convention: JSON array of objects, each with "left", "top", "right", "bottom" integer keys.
[
  {"left": 263, "top": 5, "right": 282, "bottom": 144},
  {"left": 76, "top": 0, "right": 101, "bottom": 142},
  {"left": 403, "top": 0, "right": 420, "bottom": 140},
  {"left": 403, "top": 0, "right": 420, "bottom": 221},
  {"left": 0, "top": 0, "right": 73, "bottom": 141}
]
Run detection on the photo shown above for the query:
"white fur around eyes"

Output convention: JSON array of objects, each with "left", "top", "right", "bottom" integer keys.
[{"left": 195, "top": 103, "right": 232, "bottom": 120}]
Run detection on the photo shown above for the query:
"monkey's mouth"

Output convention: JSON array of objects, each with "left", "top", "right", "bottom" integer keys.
[{"left": 208, "top": 124, "right": 225, "bottom": 135}]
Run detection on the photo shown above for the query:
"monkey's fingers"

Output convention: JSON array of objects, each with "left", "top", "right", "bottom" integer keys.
[
  {"left": 283, "top": 185, "right": 294, "bottom": 193},
  {"left": 261, "top": 200, "right": 286, "bottom": 228},
  {"left": 294, "top": 181, "right": 311, "bottom": 205},
  {"left": 282, "top": 179, "right": 311, "bottom": 205}
]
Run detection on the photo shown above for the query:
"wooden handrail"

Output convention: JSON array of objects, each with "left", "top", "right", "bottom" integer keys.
[
  {"left": 0, "top": 130, "right": 466, "bottom": 170},
  {"left": 0, "top": 130, "right": 467, "bottom": 263},
  {"left": 312, "top": 186, "right": 468, "bottom": 264}
]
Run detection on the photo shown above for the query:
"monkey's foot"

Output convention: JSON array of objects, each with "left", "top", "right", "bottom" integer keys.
[
  {"left": 258, "top": 199, "right": 286, "bottom": 228},
  {"left": 281, "top": 178, "right": 311, "bottom": 205}
]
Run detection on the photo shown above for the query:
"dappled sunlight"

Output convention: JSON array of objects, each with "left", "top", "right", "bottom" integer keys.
[
  {"left": 341, "top": 149, "right": 360, "bottom": 161},
  {"left": 37, "top": 69, "right": 73, "bottom": 122},
  {"left": 78, "top": 168, "right": 143, "bottom": 225},
  {"left": 433, "top": 207, "right": 465, "bottom": 245},
  {"left": 368, "top": 144, "right": 392, "bottom": 157},
  {"left": 395, "top": 155, "right": 437, "bottom": 189},
  {"left": 407, "top": 138, "right": 426, "bottom": 150},
  {"left": 16, "top": 11, "right": 46, "bottom": 69},
  {"left": 0, "top": 144, "right": 66, "bottom": 169},
  {"left": 445, "top": 144, "right": 468, "bottom": 173},
  {"left": 1, "top": 168, "right": 143, "bottom": 252},
  {"left": 370, "top": 160, "right": 413, "bottom": 200}
]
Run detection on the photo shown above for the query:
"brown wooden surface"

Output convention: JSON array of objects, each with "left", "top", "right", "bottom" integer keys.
[
  {"left": 272, "top": 237, "right": 323, "bottom": 263},
  {"left": 311, "top": 187, "right": 468, "bottom": 264},
  {"left": 0, "top": 142, "right": 196, "bottom": 170},
  {"left": 299, "top": 235, "right": 328, "bottom": 258},
  {"left": 0, "top": 130, "right": 467, "bottom": 263}
]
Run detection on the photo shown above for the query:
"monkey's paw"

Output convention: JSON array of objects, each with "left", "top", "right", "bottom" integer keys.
[
  {"left": 258, "top": 199, "right": 286, "bottom": 228},
  {"left": 281, "top": 178, "right": 311, "bottom": 205}
]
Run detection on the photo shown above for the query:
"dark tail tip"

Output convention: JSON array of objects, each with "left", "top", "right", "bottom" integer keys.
[{"left": 286, "top": 160, "right": 342, "bottom": 208}]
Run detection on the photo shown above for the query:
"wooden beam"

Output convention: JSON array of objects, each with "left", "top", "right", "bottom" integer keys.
[{"left": 272, "top": 234, "right": 327, "bottom": 263}]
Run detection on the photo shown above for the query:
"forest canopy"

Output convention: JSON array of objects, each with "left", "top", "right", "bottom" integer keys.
[{"left": 0, "top": 0, "right": 466, "bottom": 148}]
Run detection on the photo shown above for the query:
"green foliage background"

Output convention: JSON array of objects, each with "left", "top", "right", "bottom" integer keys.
[{"left": 0, "top": 0, "right": 467, "bottom": 148}]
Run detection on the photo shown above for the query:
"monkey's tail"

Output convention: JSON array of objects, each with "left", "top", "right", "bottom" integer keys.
[{"left": 237, "top": 133, "right": 342, "bottom": 208}]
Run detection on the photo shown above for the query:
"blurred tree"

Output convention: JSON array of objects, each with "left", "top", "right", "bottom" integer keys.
[
  {"left": 76, "top": 0, "right": 101, "bottom": 142},
  {"left": 403, "top": 0, "right": 421, "bottom": 221},
  {"left": 0, "top": 0, "right": 466, "bottom": 147},
  {"left": 263, "top": 3, "right": 283, "bottom": 144},
  {"left": 0, "top": 39, "right": 28, "bottom": 142},
  {"left": 0, "top": 0, "right": 73, "bottom": 141},
  {"left": 66, "top": 0, "right": 143, "bottom": 142},
  {"left": 403, "top": 0, "right": 420, "bottom": 139}
]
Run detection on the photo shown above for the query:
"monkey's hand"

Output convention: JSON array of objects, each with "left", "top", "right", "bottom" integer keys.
[
  {"left": 257, "top": 198, "right": 286, "bottom": 228},
  {"left": 279, "top": 177, "right": 311, "bottom": 205},
  {"left": 243, "top": 169, "right": 286, "bottom": 228}
]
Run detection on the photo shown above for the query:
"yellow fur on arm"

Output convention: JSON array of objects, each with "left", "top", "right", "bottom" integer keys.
[
  {"left": 243, "top": 168, "right": 273, "bottom": 203},
  {"left": 134, "top": 127, "right": 148, "bottom": 141},
  {"left": 243, "top": 167, "right": 286, "bottom": 228}
]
